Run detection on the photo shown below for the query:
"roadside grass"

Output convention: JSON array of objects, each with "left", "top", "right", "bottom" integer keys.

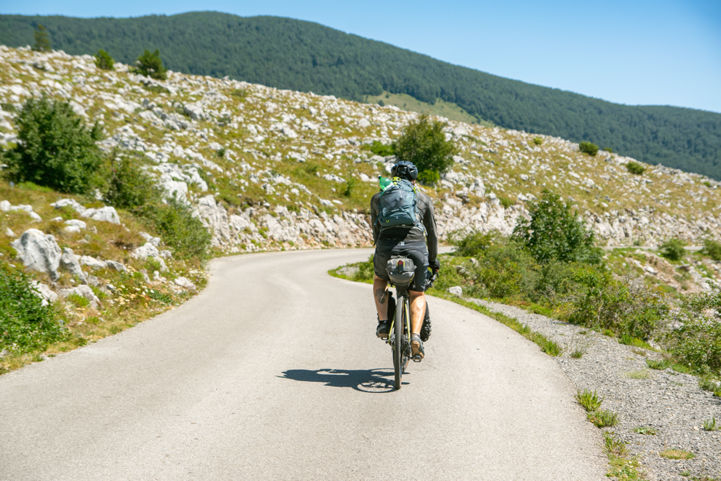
[
  {"left": 625, "top": 369, "right": 651, "bottom": 380},
  {"left": 576, "top": 389, "right": 619, "bottom": 427},
  {"left": 605, "top": 432, "right": 646, "bottom": 481},
  {"left": 702, "top": 417, "right": 718, "bottom": 431},
  {"left": 634, "top": 426, "right": 657, "bottom": 435},
  {"left": 659, "top": 449, "right": 695, "bottom": 460}
]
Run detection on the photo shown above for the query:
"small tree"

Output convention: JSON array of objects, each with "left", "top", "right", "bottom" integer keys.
[
  {"left": 94, "top": 49, "right": 114, "bottom": 70},
  {"left": 134, "top": 49, "right": 167, "bottom": 80},
  {"left": 659, "top": 238, "right": 685, "bottom": 261},
  {"left": 512, "top": 190, "right": 600, "bottom": 264},
  {"left": 393, "top": 114, "right": 456, "bottom": 185},
  {"left": 2, "top": 96, "right": 103, "bottom": 194},
  {"left": 32, "top": 24, "right": 51, "bottom": 52},
  {"left": 579, "top": 141, "right": 599, "bottom": 156}
]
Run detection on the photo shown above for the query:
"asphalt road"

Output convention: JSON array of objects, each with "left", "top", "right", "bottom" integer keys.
[{"left": 0, "top": 249, "right": 607, "bottom": 480}]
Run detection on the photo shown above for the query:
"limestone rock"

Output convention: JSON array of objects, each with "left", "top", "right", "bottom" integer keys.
[
  {"left": 81, "top": 206, "right": 120, "bottom": 224},
  {"left": 174, "top": 276, "right": 196, "bottom": 290},
  {"left": 30, "top": 280, "right": 58, "bottom": 306},
  {"left": 63, "top": 219, "right": 87, "bottom": 233},
  {"left": 448, "top": 286, "right": 463, "bottom": 296},
  {"left": 12, "top": 229, "right": 62, "bottom": 281},
  {"left": 60, "top": 247, "right": 87, "bottom": 283}
]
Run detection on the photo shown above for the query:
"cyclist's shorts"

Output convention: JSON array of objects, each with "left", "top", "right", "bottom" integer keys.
[{"left": 374, "top": 239, "right": 429, "bottom": 292}]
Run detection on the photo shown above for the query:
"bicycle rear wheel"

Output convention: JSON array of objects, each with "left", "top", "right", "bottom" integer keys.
[{"left": 392, "top": 294, "right": 405, "bottom": 390}]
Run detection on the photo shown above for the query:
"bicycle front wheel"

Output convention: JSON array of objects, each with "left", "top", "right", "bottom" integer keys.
[{"left": 392, "top": 294, "right": 405, "bottom": 390}]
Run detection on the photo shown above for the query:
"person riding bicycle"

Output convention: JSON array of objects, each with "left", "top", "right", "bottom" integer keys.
[{"left": 371, "top": 160, "right": 439, "bottom": 360}]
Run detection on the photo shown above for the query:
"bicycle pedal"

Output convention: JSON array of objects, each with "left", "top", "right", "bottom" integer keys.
[{"left": 412, "top": 355, "right": 423, "bottom": 362}]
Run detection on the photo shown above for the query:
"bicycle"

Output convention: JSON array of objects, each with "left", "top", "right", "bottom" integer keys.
[{"left": 382, "top": 256, "right": 438, "bottom": 390}]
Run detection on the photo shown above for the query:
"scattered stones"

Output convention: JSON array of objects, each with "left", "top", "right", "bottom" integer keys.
[
  {"left": 63, "top": 219, "right": 87, "bottom": 233},
  {"left": 81, "top": 206, "right": 120, "bottom": 224},
  {"left": 0, "top": 200, "right": 42, "bottom": 221},
  {"left": 29, "top": 280, "right": 58, "bottom": 306},
  {"left": 60, "top": 247, "right": 87, "bottom": 283}
]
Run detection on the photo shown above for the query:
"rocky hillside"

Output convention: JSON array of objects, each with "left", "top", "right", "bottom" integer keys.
[
  {"left": 2, "top": 44, "right": 721, "bottom": 361},
  {"left": 3, "top": 46, "right": 721, "bottom": 250}
]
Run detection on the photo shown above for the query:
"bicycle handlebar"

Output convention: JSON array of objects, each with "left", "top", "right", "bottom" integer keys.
[{"left": 425, "top": 269, "right": 439, "bottom": 290}]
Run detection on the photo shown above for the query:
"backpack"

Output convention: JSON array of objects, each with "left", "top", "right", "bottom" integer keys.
[{"left": 377, "top": 178, "right": 418, "bottom": 229}]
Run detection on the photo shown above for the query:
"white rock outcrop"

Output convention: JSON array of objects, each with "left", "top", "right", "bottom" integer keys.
[{"left": 12, "top": 229, "right": 62, "bottom": 281}]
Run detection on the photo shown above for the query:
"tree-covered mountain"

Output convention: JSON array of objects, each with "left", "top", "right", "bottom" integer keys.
[{"left": 1, "top": 11, "right": 720, "bottom": 179}]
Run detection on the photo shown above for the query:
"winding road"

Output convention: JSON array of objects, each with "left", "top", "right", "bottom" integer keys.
[{"left": 0, "top": 249, "right": 607, "bottom": 480}]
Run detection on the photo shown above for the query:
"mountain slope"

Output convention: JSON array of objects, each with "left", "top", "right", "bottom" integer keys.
[{"left": 0, "top": 12, "right": 720, "bottom": 179}]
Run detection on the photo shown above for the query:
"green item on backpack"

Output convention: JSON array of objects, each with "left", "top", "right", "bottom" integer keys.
[
  {"left": 377, "top": 177, "right": 418, "bottom": 229},
  {"left": 378, "top": 176, "right": 392, "bottom": 191}
]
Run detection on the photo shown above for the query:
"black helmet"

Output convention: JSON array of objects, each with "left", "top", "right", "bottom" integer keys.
[{"left": 391, "top": 161, "right": 418, "bottom": 181}]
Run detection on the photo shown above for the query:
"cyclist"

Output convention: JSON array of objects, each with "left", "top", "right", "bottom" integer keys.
[{"left": 370, "top": 160, "right": 439, "bottom": 360}]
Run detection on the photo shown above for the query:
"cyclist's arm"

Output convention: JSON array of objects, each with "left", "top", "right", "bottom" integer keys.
[
  {"left": 370, "top": 193, "right": 380, "bottom": 244},
  {"left": 423, "top": 197, "right": 438, "bottom": 264}
]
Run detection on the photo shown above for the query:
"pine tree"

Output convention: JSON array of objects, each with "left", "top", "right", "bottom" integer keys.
[{"left": 32, "top": 24, "right": 51, "bottom": 52}]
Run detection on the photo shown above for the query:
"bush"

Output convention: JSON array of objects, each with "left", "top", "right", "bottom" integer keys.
[
  {"left": 94, "top": 49, "right": 114, "bottom": 70},
  {"left": 659, "top": 238, "right": 685, "bottom": 261},
  {"left": 512, "top": 190, "right": 600, "bottom": 264},
  {"left": 532, "top": 137, "right": 543, "bottom": 146},
  {"left": 453, "top": 231, "right": 497, "bottom": 257},
  {"left": 417, "top": 169, "right": 440, "bottom": 186},
  {"left": 103, "top": 153, "right": 158, "bottom": 211},
  {"left": 475, "top": 240, "right": 539, "bottom": 299},
  {"left": 579, "top": 141, "right": 599, "bottom": 156},
  {"left": 626, "top": 161, "right": 646, "bottom": 175},
  {"left": 566, "top": 267, "right": 666, "bottom": 340},
  {"left": 667, "top": 314, "right": 721, "bottom": 375},
  {"left": 702, "top": 238, "right": 721, "bottom": 261},
  {"left": 134, "top": 49, "right": 167, "bottom": 80},
  {"left": 2, "top": 96, "right": 103, "bottom": 194},
  {"left": 393, "top": 114, "right": 456, "bottom": 181},
  {"left": 0, "top": 264, "right": 66, "bottom": 353},
  {"left": 362, "top": 140, "right": 394, "bottom": 157},
  {"left": 148, "top": 199, "right": 211, "bottom": 259}
]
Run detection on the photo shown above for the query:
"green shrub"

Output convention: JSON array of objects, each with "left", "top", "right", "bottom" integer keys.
[
  {"left": 532, "top": 137, "right": 543, "bottom": 146},
  {"left": 94, "top": 49, "right": 114, "bottom": 70},
  {"left": 417, "top": 169, "right": 440, "bottom": 186},
  {"left": 475, "top": 240, "right": 539, "bottom": 299},
  {"left": 103, "top": 153, "right": 159, "bottom": 212},
  {"left": 626, "top": 161, "right": 646, "bottom": 175},
  {"left": 0, "top": 264, "right": 66, "bottom": 353},
  {"left": 393, "top": 114, "right": 456, "bottom": 178},
  {"left": 148, "top": 199, "right": 211, "bottom": 259},
  {"left": 362, "top": 140, "right": 394, "bottom": 157},
  {"left": 701, "top": 238, "right": 721, "bottom": 261},
  {"left": 2, "top": 96, "right": 103, "bottom": 194},
  {"left": 342, "top": 177, "right": 356, "bottom": 197},
  {"left": 567, "top": 267, "right": 666, "bottom": 340},
  {"left": 576, "top": 389, "right": 602, "bottom": 412},
  {"left": 512, "top": 190, "right": 600, "bottom": 264},
  {"left": 666, "top": 296, "right": 721, "bottom": 374},
  {"left": 134, "top": 49, "right": 167, "bottom": 80},
  {"left": 453, "top": 231, "right": 496, "bottom": 257},
  {"left": 579, "top": 141, "right": 599, "bottom": 156},
  {"left": 659, "top": 238, "right": 685, "bottom": 261}
]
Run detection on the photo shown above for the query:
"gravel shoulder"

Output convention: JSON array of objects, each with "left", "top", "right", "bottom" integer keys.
[{"left": 473, "top": 299, "right": 721, "bottom": 481}]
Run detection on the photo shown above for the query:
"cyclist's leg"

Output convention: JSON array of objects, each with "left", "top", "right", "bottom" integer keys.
[
  {"left": 372, "top": 245, "right": 392, "bottom": 321},
  {"left": 373, "top": 275, "right": 389, "bottom": 320},
  {"left": 409, "top": 290, "right": 426, "bottom": 335}
]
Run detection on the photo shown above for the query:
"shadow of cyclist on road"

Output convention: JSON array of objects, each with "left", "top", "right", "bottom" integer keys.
[{"left": 280, "top": 368, "right": 404, "bottom": 393}]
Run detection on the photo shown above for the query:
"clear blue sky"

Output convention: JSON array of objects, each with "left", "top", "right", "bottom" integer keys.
[{"left": 2, "top": 0, "right": 720, "bottom": 113}]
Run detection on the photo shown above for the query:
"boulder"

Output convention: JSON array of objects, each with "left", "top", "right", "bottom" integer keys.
[
  {"left": 174, "top": 276, "right": 196, "bottom": 290},
  {"left": 81, "top": 206, "right": 120, "bottom": 224},
  {"left": 11, "top": 229, "right": 62, "bottom": 281},
  {"left": 60, "top": 248, "right": 87, "bottom": 283},
  {"left": 51, "top": 198, "right": 86, "bottom": 213},
  {"left": 448, "top": 286, "right": 463, "bottom": 296},
  {"left": 63, "top": 219, "right": 87, "bottom": 233},
  {"left": 30, "top": 280, "right": 58, "bottom": 306}
]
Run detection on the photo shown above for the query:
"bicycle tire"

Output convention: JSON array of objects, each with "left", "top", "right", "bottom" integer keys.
[{"left": 393, "top": 293, "right": 405, "bottom": 390}]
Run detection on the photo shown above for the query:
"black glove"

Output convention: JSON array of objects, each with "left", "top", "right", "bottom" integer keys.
[{"left": 430, "top": 259, "right": 440, "bottom": 273}]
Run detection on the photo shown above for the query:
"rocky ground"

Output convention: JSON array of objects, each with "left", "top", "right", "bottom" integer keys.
[{"left": 474, "top": 299, "right": 721, "bottom": 481}]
